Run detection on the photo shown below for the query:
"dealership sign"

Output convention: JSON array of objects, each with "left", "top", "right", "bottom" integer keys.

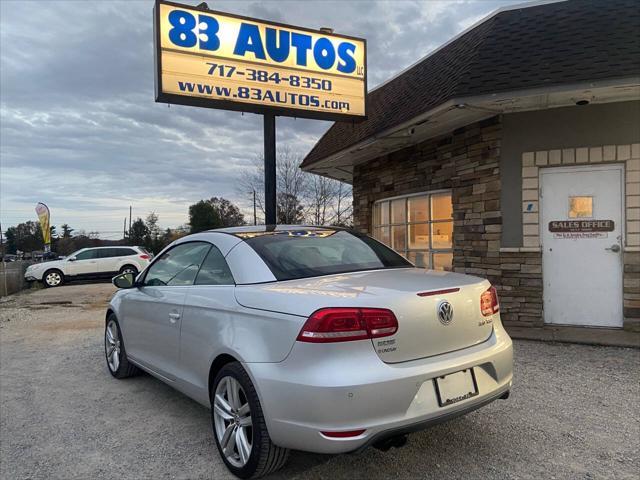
[{"left": 154, "top": 0, "right": 367, "bottom": 120}]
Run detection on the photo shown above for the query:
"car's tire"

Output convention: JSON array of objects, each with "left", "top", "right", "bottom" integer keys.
[
  {"left": 43, "top": 269, "right": 64, "bottom": 288},
  {"left": 105, "top": 314, "right": 141, "bottom": 379},
  {"left": 119, "top": 264, "right": 138, "bottom": 276},
  {"left": 211, "top": 362, "right": 289, "bottom": 479}
]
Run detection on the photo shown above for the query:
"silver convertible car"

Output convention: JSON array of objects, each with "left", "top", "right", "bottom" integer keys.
[{"left": 105, "top": 226, "right": 513, "bottom": 478}]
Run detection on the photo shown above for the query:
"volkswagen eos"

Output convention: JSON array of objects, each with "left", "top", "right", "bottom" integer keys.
[{"left": 105, "top": 226, "right": 512, "bottom": 478}]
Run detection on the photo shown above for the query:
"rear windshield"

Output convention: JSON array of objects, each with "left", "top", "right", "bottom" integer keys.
[{"left": 243, "top": 230, "right": 412, "bottom": 281}]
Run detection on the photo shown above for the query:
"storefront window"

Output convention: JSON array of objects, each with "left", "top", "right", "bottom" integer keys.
[{"left": 372, "top": 191, "right": 453, "bottom": 270}]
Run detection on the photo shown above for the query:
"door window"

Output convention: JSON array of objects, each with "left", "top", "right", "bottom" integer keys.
[
  {"left": 568, "top": 196, "right": 593, "bottom": 218},
  {"left": 143, "top": 242, "right": 211, "bottom": 286},
  {"left": 195, "top": 246, "right": 234, "bottom": 285},
  {"left": 75, "top": 249, "right": 97, "bottom": 260}
]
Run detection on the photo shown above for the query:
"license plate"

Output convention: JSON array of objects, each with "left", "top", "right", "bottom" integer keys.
[{"left": 434, "top": 368, "right": 479, "bottom": 407}]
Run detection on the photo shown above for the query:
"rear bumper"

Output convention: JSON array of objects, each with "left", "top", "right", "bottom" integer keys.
[
  {"left": 245, "top": 324, "right": 513, "bottom": 454},
  {"left": 354, "top": 386, "right": 509, "bottom": 453}
]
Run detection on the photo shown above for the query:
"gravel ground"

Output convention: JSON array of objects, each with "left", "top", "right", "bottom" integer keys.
[{"left": 1, "top": 283, "right": 639, "bottom": 480}]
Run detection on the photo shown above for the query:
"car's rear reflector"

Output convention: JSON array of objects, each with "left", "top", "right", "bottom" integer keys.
[
  {"left": 297, "top": 308, "right": 398, "bottom": 343},
  {"left": 417, "top": 287, "right": 460, "bottom": 297},
  {"left": 139, "top": 254, "right": 150, "bottom": 260},
  {"left": 481, "top": 286, "right": 500, "bottom": 316},
  {"left": 321, "top": 429, "right": 366, "bottom": 438}
]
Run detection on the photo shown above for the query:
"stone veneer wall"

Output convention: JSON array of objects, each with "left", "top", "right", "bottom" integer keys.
[
  {"left": 352, "top": 116, "right": 537, "bottom": 328},
  {"left": 351, "top": 116, "right": 637, "bottom": 331}
]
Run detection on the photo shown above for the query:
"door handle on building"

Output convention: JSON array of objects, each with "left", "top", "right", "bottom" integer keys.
[
  {"left": 605, "top": 244, "right": 621, "bottom": 253},
  {"left": 168, "top": 312, "right": 181, "bottom": 323}
]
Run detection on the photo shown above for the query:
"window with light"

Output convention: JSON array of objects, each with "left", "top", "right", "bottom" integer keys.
[{"left": 372, "top": 191, "right": 453, "bottom": 270}]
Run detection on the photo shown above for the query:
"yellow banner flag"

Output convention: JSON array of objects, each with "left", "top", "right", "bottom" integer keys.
[{"left": 35, "top": 203, "right": 51, "bottom": 247}]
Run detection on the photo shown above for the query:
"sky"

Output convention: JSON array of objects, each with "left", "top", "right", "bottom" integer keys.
[{"left": 0, "top": 0, "right": 518, "bottom": 238}]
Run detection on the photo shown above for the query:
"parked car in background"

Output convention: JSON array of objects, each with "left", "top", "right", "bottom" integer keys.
[
  {"left": 25, "top": 246, "right": 151, "bottom": 287},
  {"left": 105, "top": 226, "right": 513, "bottom": 478},
  {"left": 42, "top": 251, "right": 60, "bottom": 261},
  {"left": 32, "top": 251, "right": 60, "bottom": 262}
]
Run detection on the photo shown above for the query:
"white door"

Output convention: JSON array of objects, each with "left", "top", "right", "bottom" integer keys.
[{"left": 540, "top": 164, "right": 624, "bottom": 327}]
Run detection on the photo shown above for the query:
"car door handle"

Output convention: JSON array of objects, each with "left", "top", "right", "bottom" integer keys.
[{"left": 168, "top": 312, "right": 181, "bottom": 323}]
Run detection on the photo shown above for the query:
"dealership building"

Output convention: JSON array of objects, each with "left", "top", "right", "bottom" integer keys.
[{"left": 301, "top": 0, "right": 640, "bottom": 339}]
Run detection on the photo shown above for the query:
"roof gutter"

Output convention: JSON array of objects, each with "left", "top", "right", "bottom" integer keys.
[
  {"left": 302, "top": 76, "right": 640, "bottom": 174},
  {"left": 303, "top": 99, "right": 459, "bottom": 167}
]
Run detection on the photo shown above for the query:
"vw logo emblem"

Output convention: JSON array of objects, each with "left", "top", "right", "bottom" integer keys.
[{"left": 437, "top": 300, "right": 454, "bottom": 325}]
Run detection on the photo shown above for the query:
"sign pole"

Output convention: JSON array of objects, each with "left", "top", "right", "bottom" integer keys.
[
  {"left": 154, "top": 1, "right": 367, "bottom": 228},
  {"left": 263, "top": 113, "right": 276, "bottom": 225}
]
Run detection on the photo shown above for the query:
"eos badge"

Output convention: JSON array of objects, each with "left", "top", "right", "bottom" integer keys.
[{"left": 437, "top": 300, "right": 454, "bottom": 325}]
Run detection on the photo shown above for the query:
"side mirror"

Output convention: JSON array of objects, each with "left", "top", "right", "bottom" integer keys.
[
  {"left": 113, "top": 272, "right": 137, "bottom": 289},
  {"left": 67, "top": 256, "right": 77, "bottom": 262}
]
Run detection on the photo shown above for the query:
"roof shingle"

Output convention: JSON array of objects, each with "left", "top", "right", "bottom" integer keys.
[{"left": 301, "top": 0, "right": 640, "bottom": 168}]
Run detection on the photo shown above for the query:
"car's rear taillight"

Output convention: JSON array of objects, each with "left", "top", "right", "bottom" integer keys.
[
  {"left": 480, "top": 286, "right": 500, "bottom": 316},
  {"left": 139, "top": 254, "right": 150, "bottom": 260},
  {"left": 297, "top": 307, "right": 398, "bottom": 343}
]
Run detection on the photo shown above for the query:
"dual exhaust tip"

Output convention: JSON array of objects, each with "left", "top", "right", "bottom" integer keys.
[
  {"left": 373, "top": 435, "right": 408, "bottom": 452},
  {"left": 371, "top": 388, "right": 511, "bottom": 452}
]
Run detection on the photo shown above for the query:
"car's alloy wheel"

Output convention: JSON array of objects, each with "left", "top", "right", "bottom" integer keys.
[
  {"left": 213, "top": 376, "right": 253, "bottom": 467},
  {"left": 104, "top": 315, "right": 140, "bottom": 379},
  {"left": 211, "top": 362, "right": 289, "bottom": 478},
  {"left": 44, "top": 270, "right": 62, "bottom": 287},
  {"left": 105, "top": 319, "right": 122, "bottom": 373}
]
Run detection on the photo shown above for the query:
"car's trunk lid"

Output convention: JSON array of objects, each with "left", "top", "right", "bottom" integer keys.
[{"left": 234, "top": 268, "right": 494, "bottom": 363}]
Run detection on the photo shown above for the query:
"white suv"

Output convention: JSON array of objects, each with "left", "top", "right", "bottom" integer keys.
[{"left": 25, "top": 246, "right": 152, "bottom": 288}]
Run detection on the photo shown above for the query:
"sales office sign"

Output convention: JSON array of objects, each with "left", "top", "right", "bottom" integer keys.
[
  {"left": 549, "top": 219, "right": 614, "bottom": 239},
  {"left": 154, "top": 0, "right": 367, "bottom": 121}
]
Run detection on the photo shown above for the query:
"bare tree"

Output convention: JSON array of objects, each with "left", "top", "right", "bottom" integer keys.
[
  {"left": 306, "top": 174, "right": 337, "bottom": 225},
  {"left": 331, "top": 180, "right": 354, "bottom": 227},
  {"left": 237, "top": 146, "right": 308, "bottom": 220},
  {"left": 236, "top": 145, "right": 353, "bottom": 226},
  {"left": 236, "top": 159, "right": 266, "bottom": 224},
  {"left": 277, "top": 192, "right": 305, "bottom": 224}
]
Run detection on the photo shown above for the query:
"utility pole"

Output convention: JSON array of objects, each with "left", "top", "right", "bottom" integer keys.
[
  {"left": 123, "top": 217, "right": 127, "bottom": 241},
  {"left": 129, "top": 206, "right": 132, "bottom": 237},
  {"left": 253, "top": 189, "right": 257, "bottom": 226}
]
